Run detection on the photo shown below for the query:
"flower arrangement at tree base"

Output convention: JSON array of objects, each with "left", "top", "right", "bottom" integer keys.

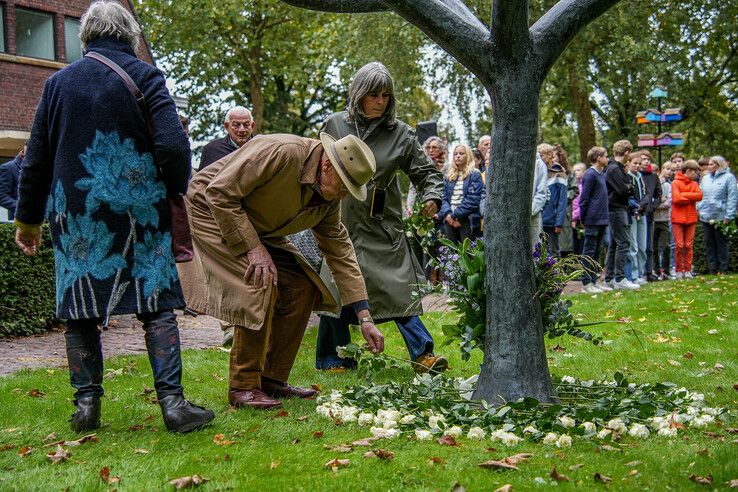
[{"left": 316, "top": 366, "right": 731, "bottom": 447}]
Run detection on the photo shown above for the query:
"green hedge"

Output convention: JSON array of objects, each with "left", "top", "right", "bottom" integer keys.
[
  {"left": 0, "top": 223, "right": 57, "bottom": 337},
  {"left": 692, "top": 221, "right": 738, "bottom": 274}
]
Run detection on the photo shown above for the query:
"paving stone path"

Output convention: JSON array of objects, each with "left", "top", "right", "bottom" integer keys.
[{"left": 0, "top": 286, "right": 583, "bottom": 377}]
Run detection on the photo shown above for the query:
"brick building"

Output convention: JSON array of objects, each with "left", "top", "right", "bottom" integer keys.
[{"left": 0, "top": 0, "right": 154, "bottom": 159}]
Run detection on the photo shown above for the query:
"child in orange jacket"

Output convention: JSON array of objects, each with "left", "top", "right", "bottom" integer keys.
[{"left": 671, "top": 160, "right": 703, "bottom": 278}]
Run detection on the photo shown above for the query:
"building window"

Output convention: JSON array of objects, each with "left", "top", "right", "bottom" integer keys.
[
  {"left": 64, "top": 17, "right": 82, "bottom": 62},
  {"left": 0, "top": 5, "right": 5, "bottom": 52},
  {"left": 15, "top": 8, "right": 55, "bottom": 60}
]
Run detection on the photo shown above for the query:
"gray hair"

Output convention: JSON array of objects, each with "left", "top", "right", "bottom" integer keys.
[
  {"left": 423, "top": 136, "right": 446, "bottom": 155},
  {"left": 225, "top": 106, "right": 252, "bottom": 122},
  {"left": 709, "top": 155, "right": 729, "bottom": 171},
  {"left": 80, "top": 1, "right": 141, "bottom": 51},
  {"left": 347, "top": 62, "right": 396, "bottom": 126}
]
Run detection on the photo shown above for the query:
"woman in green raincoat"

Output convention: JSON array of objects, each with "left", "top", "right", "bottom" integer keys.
[{"left": 315, "top": 62, "right": 447, "bottom": 373}]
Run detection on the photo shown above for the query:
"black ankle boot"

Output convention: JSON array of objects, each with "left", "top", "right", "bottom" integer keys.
[
  {"left": 70, "top": 396, "right": 101, "bottom": 432},
  {"left": 159, "top": 395, "right": 215, "bottom": 433}
]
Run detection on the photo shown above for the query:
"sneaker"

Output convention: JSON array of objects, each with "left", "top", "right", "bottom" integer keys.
[
  {"left": 633, "top": 277, "right": 647, "bottom": 285},
  {"left": 675, "top": 272, "right": 684, "bottom": 279},
  {"left": 684, "top": 272, "right": 694, "bottom": 279},
  {"left": 582, "top": 284, "right": 603, "bottom": 294},
  {"left": 596, "top": 282, "right": 613, "bottom": 292},
  {"left": 614, "top": 279, "right": 639, "bottom": 290},
  {"left": 413, "top": 353, "right": 448, "bottom": 374}
]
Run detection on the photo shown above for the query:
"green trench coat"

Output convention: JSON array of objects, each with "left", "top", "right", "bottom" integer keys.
[{"left": 321, "top": 112, "right": 444, "bottom": 319}]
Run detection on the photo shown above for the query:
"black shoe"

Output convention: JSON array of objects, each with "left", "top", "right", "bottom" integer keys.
[
  {"left": 159, "top": 394, "right": 215, "bottom": 433},
  {"left": 70, "top": 396, "right": 101, "bottom": 432}
]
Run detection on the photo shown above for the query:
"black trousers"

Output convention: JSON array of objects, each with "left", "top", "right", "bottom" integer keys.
[
  {"left": 605, "top": 209, "right": 629, "bottom": 282},
  {"left": 580, "top": 225, "right": 606, "bottom": 285},
  {"left": 645, "top": 215, "right": 656, "bottom": 277},
  {"left": 702, "top": 221, "right": 730, "bottom": 273},
  {"left": 65, "top": 310, "right": 183, "bottom": 401}
]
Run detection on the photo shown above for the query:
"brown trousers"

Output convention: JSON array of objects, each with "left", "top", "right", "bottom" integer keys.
[{"left": 229, "top": 247, "right": 319, "bottom": 390}]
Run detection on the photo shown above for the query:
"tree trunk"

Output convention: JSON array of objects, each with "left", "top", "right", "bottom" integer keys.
[
  {"left": 474, "top": 72, "right": 557, "bottom": 404},
  {"left": 567, "top": 63, "right": 596, "bottom": 162}
]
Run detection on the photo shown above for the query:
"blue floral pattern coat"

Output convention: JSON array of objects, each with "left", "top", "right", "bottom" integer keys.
[{"left": 16, "top": 37, "right": 191, "bottom": 319}]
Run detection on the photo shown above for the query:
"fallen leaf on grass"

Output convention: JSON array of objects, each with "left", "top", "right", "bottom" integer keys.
[
  {"left": 704, "top": 432, "right": 724, "bottom": 441},
  {"left": 733, "top": 383, "right": 738, "bottom": 392},
  {"left": 707, "top": 329, "right": 719, "bottom": 335},
  {"left": 169, "top": 475, "right": 208, "bottom": 489},
  {"left": 351, "top": 437, "right": 380, "bottom": 447},
  {"left": 727, "top": 428, "right": 738, "bottom": 435},
  {"left": 313, "top": 431, "right": 324, "bottom": 439},
  {"left": 297, "top": 416, "right": 309, "bottom": 422},
  {"left": 504, "top": 454, "right": 533, "bottom": 466},
  {"left": 129, "top": 425, "right": 145, "bottom": 431},
  {"left": 568, "top": 463, "right": 584, "bottom": 470},
  {"left": 552, "top": 344, "right": 566, "bottom": 352},
  {"left": 274, "top": 410, "right": 289, "bottom": 418},
  {"left": 437, "top": 435, "right": 459, "bottom": 447},
  {"left": 628, "top": 469, "right": 639, "bottom": 476},
  {"left": 479, "top": 460, "right": 518, "bottom": 471},
  {"left": 714, "top": 363, "right": 724, "bottom": 371},
  {"left": 550, "top": 467, "right": 570, "bottom": 482},
  {"left": 43, "top": 432, "right": 57, "bottom": 442},
  {"left": 363, "top": 449, "right": 394, "bottom": 461},
  {"left": 1, "top": 444, "right": 14, "bottom": 451},
  {"left": 697, "top": 448, "right": 709, "bottom": 456},
  {"left": 291, "top": 438, "right": 300, "bottom": 445},
  {"left": 27, "top": 389, "right": 45, "bottom": 398},
  {"left": 47, "top": 445, "right": 70, "bottom": 464},
  {"left": 427, "top": 457, "right": 446, "bottom": 467},
  {"left": 689, "top": 474, "right": 713, "bottom": 485},
  {"left": 270, "top": 461, "right": 280, "bottom": 470},
  {"left": 66, "top": 434, "right": 99, "bottom": 447},
  {"left": 140, "top": 385, "right": 154, "bottom": 396},
  {"left": 18, "top": 446, "right": 32, "bottom": 457},
  {"left": 594, "top": 473, "right": 612, "bottom": 483},
  {"left": 311, "top": 384, "right": 322, "bottom": 392},
  {"left": 99, "top": 466, "right": 121, "bottom": 485},
  {"left": 493, "top": 485, "right": 513, "bottom": 492},
  {"left": 213, "top": 434, "right": 235, "bottom": 446},
  {"left": 617, "top": 317, "right": 631, "bottom": 323},
  {"left": 324, "top": 458, "right": 350, "bottom": 473},
  {"left": 725, "top": 479, "right": 738, "bottom": 488},
  {"left": 667, "top": 359, "right": 681, "bottom": 366},
  {"left": 683, "top": 352, "right": 694, "bottom": 359},
  {"left": 324, "top": 444, "right": 353, "bottom": 452},
  {"left": 134, "top": 448, "right": 149, "bottom": 454}
]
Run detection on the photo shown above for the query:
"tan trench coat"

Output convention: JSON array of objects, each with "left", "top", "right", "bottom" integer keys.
[{"left": 182, "top": 134, "right": 367, "bottom": 329}]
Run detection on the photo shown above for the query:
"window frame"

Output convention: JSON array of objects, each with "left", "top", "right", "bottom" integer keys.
[
  {"left": 63, "top": 16, "right": 82, "bottom": 62},
  {"left": 14, "top": 6, "right": 56, "bottom": 61}
]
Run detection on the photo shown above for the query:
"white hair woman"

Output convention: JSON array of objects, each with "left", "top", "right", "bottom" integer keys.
[
  {"left": 439, "top": 144, "right": 484, "bottom": 243},
  {"left": 315, "top": 62, "right": 448, "bottom": 373},
  {"left": 697, "top": 155, "right": 738, "bottom": 273},
  {"left": 15, "top": 0, "right": 214, "bottom": 433}
]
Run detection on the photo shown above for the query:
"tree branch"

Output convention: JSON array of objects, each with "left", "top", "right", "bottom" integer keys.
[
  {"left": 530, "top": 0, "right": 622, "bottom": 74},
  {"left": 279, "top": 0, "right": 388, "bottom": 13},
  {"left": 379, "top": 0, "right": 491, "bottom": 78},
  {"left": 490, "top": 0, "right": 530, "bottom": 59}
]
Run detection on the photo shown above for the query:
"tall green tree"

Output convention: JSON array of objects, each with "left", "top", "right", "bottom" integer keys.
[{"left": 135, "top": 0, "right": 436, "bottom": 140}]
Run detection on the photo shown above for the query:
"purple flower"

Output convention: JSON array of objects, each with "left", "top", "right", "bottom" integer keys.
[{"left": 546, "top": 257, "right": 557, "bottom": 267}]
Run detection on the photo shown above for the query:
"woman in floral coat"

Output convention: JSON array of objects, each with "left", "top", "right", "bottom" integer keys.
[{"left": 14, "top": 1, "right": 213, "bottom": 434}]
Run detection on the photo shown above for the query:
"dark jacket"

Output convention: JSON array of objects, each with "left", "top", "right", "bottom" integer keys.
[
  {"left": 198, "top": 135, "right": 239, "bottom": 171},
  {"left": 17, "top": 37, "right": 191, "bottom": 320},
  {"left": 579, "top": 166, "right": 609, "bottom": 226},
  {"left": 541, "top": 170, "right": 568, "bottom": 228},
  {"left": 0, "top": 155, "right": 22, "bottom": 220},
  {"left": 439, "top": 169, "right": 484, "bottom": 228},
  {"left": 640, "top": 168, "right": 662, "bottom": 216},
  {"left": 605, "top": 158, "right": 633, "bottom": 210}
]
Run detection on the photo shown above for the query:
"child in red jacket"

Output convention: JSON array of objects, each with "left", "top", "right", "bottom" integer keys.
[{"left": 671, "top": 160, "right": 703, "bottom": 278}]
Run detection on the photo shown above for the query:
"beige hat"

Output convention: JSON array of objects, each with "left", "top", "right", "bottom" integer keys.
[{"left": 319, "top": 132, "right": 376, "bottom": 201}]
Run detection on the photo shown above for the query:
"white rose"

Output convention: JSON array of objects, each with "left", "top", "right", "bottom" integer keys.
[
  {"left": 357, "top": 412, "right": 374, "bottom": 426},
  {"left": 400, "top": 414, "right": 416, "bottom": 425},
  {"left": 558, "top": 416, "right": 576, "bottom": 428},
  {"left": 690, "top": 392, "right": 705, "bottom": 402},
  {"left": 690, "top": 415, "right": 715, "bottom": 428},
  {"left": 556, "top": 435, "right": 572, "bottom": 448},
  {"left": 543, "top": 432, "right": 559, "bottom": 445},
  {"left": 501, "top": 432, "right": 522, "bottom": 446},
  {"left": 428, "top": 415, "right": 445, "bottom": 430},
  {"left": 561, "top": 375, "right": 577, "bottom": 385},
  {"left": 649, "top": 416, "right": 668, "bottom": 430},
  {"left": 523, "top": 426, "right": 539, "bottom": 434},
  {"left": 383, "top": 419, "right": 398, "bottom": 429},
  {"left": 316, "top": 404, "right": 331, "bottom": 417},
  {"left": 597, "top": 429, "right": 612, "bottom": 439},
  {"left": 444, "top": 426, "right": 463, "bottom": 438},
  {"left": 606, "top": 418, "right": 627, "bottom": 434},
  {"left": 370, "top": 427, "right": 399, "bottom": 439},
  {"left": 628, "top": 423, "right": 650, "bottom": 439},
  {"left": 657, "top": 427, "right": 678, "bottom": 437},
  {"left": 329, "top": 390, "right": 343, "bottom": 402},
  {"left": 702, "top": 407, "right": 720, "bottom": 416},
  {"left": 415, "top": 428, "right": 433, "bottom": 440},
  {"left": 686, "top": 406, "right": 700, "bottom": 416},
  {"left": 582, "top": 422, "right": 596, "bottom": 436},
  {"left": 467, "top": 427, "right": 486, "bottom": 440}
]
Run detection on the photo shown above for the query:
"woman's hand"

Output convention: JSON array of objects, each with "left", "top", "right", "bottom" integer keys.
[
  {"left": 15, "top": 227, "right": 41, "bottom": 256},
  {"left": 244, "top": 245, "right": 278, "bottom": 288},
  {"left": 422, "top": 200, "right": 438, "bottom": 218},
  {"left": 444, "top": 215, "right": 455, "bottom": 226}
]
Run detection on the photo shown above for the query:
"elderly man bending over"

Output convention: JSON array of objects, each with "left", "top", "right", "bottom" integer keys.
[{"left": 185, "top": 133, "right": 384, "bottom": 409}]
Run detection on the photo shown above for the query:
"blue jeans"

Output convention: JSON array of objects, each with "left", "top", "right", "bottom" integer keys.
[
  {"left": 316, "top": 307, "right": 434, "bottom": 369},
  {"left": 628, "top": 215, "right": 647, "bottom": 280},
  {"left": 65, "top": 310, "right": 183, "bottom": 400}
]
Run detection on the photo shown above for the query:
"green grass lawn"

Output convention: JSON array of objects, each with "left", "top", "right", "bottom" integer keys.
[{"left": 1, "top": 275, "right": 736, "bottom": 491}]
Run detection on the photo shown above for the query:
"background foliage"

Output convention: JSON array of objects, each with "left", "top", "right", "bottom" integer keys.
[{"left": 0, "top": 224, "right": 56, "bottom": 337}]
